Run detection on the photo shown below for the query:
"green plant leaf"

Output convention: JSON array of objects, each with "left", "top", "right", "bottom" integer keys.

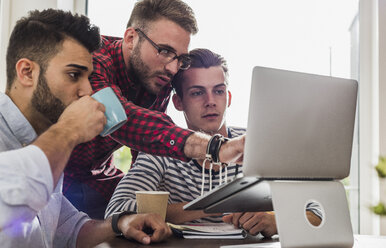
[
  {"left": 371, "top": 202, "right": 386, "bottom": 216},
  {"left": 375, "top": 156, "right": 386, "bottom": 178},
  {"left": 113, "top": 146, "right": 132, "bottom": 174}
]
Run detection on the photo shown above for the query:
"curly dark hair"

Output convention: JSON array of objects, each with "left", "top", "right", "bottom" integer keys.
[{"left": 6, "top": 8, "right": 101, "bottom": 90}]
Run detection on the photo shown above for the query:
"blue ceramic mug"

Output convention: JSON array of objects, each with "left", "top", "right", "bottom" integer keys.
[{"left": 91, "top": 87, "right": 127, "bottom": 137}]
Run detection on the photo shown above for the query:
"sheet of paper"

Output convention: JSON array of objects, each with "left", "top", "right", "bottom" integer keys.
[
  {"left": 168, "top": 222, "right": 247, "bottom": 239},
  {"left": 171, "top": 222, "right": 243, "bottom": 233},
  {"left": 184, "top": 234, "right": 247, "bottom": 240}
]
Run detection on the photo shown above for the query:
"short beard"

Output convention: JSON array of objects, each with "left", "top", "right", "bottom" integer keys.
[
  {"left": 128, "top": 42, "right": 172, "bottom": 95},
  {"left": 128, "top": 42, "right": 154, "bottom": 93},
  {"left": 31, "top": 71, "right": 66, "bottom": 124}
]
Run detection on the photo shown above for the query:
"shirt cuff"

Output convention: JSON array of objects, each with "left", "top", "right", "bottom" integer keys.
[{"left": 164, "top": 126, "right": 194, "bottom": 161}]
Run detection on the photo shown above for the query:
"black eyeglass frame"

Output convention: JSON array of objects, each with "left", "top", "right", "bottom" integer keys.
[{"left": 135, "top": 28, "right": 191, "bottom": 70}]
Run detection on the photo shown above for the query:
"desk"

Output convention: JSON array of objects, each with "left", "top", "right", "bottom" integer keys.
[
  {"left": 95, "top": 234, "right": 278, "bottom": 248},
  {"left": 96, "top": 235, "right": 386, "bottom": 248}
]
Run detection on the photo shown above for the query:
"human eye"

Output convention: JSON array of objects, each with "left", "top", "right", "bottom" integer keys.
[
  {"left": 68, "top": 71, "right": 81, "bottom": 81},
  {"left": 158, "top": 48, "right": 175, "bottom": 58},
  {"left": 190, "top": 90, "right": 204, "bottom": 96},
  {"left": 214, "top": 88, "right": 226, "bottom": 95}
]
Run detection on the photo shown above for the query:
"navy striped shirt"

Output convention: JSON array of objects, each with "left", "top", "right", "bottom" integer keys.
[{"left": 105, "top": 127, "right": 245, "bottom": 222}]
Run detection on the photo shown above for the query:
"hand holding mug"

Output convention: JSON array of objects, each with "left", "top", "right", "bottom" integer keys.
[
  {"left": 91, "top": 87, "right": 127, "bottom": 137},
  {"left": 57, "top": 96, "right": 106, "bottom": 144}
]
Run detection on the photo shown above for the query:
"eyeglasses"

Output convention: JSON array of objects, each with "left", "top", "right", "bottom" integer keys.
[{"left": 135, "top": 28, "right": 191, "bottom": 70}]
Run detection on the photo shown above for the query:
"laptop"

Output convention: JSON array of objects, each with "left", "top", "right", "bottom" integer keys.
[{"left": 184, "top": 66, "right": 358, "bottom": 213}]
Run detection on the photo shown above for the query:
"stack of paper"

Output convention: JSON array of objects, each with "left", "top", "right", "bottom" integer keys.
[{"left": 168, "top": 223, "right": 247, "bottom": 239}]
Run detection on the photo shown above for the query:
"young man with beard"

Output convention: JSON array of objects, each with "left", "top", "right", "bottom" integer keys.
[
  {"left": 65, "top": 0, "right": 245, "bottom": 219},
  {"left": 105, "top": 49, "right": 322, "bottom": 238},
  {"left": 0, "top": 9, "right": 171, "bottom": 247}
]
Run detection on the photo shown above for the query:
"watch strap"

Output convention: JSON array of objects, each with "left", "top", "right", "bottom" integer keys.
[{"left": 111, "top": 210, "right": 136, "bottom": 235}]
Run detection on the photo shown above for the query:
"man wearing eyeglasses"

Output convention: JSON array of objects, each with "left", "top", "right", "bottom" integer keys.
[{"left": 64, "top": 0, "right": 245, "bottom": 220}]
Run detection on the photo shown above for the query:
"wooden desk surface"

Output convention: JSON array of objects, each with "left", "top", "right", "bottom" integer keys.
[
  {"left": 95, "top": 234, "right": 386, "bottom": 248},
  {"left": 95, "top": 234, "right": 278, "bottom": 248}
]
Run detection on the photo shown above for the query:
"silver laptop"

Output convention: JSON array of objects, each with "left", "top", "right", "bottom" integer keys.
[{"left": 184, "top": 66, "right": 358, "bottom": 212}]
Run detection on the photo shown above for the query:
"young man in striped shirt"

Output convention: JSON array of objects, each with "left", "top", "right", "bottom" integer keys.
[{"left": 105, "top": 49, "right": 321, "bottom": 238}]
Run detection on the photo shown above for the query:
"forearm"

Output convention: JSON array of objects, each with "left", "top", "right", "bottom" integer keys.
[
  {"left": 183, "top": 132, "right": 210, "bottom": 159},
  {"left": 33, "top": 96, "right": 106, "bottom": 187},
  {"left": 184, "top": 132, "right": 245, "bottom": 164},
  {"left": 105, "top": 195, "right": 136, "bottom": 219},
  {"left": 76, "top": 218, "right": 115, "bottom": 248},
  {"left": 112, "top": 106, "right": 193, "bottom": 161},
  {"left": 33, "top": 123, "right": 79, "bottom": 186}
]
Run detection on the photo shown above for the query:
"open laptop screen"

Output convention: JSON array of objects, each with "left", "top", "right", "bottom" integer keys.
[
  {"left": 184, "top": 66, "right": 358, "bottom": 212},
  {"left": 243, "top": 66, "right": 358, "bottom": 180}
]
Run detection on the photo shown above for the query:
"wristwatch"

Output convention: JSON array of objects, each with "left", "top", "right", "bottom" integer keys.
[{"left": 111, "top": 210, "right": 136, "bottom": 235}]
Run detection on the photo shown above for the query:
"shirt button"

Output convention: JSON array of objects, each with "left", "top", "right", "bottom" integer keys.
[{"left": 169, "top": 140, "right": 175, "bottom": 145}]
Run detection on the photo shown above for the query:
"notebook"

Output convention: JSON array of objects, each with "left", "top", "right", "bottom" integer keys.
[
  {"left": 168, "top": 223, "right": 247, "bottom": 239},
  {"left": 183, "top": 66, "right": 358, "bottom": 213}
]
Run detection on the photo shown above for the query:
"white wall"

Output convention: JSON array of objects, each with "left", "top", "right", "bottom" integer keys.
[
  {"left": 378, "top": 0, "right": 386, "bottom": 234},
  {"left": 359, "top": 0, "right": 386, "bottom": 235},
  {"left": 359, "top": 0, "right": 379, "bottom": 234},
  {"left": 0, "top": 0, "right": 55, "bottom": 92},
  {"left": 0, "top": 0, "right": 85, "bottom": 92}
]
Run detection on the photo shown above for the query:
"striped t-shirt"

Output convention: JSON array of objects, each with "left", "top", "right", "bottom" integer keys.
[{"left": 105, "top": 127, "right": 245, "bottom": 222}]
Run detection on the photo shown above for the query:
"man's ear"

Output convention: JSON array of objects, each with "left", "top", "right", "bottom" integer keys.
[
  {"left": 15, "top": 58, "right": 38, "bottom": 88},
  {"left": 172, "top": 93, "right": 184, "bottom": 111},
  {"left": 123, "top": 27, "right": 137, "bottom": 51},
  {"left": 227, "top": 90, "right": 232, "bottom": 107}
]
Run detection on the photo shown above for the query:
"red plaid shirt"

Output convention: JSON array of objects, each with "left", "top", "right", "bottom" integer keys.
[{"left": 63, "top": 36, "right": 193, "bottom": 200}]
